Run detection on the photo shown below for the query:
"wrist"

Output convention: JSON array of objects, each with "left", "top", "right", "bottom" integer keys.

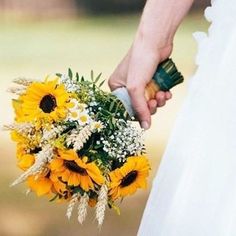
[{"left": 134, "top": 29, "right": 173, "bottom": 62}]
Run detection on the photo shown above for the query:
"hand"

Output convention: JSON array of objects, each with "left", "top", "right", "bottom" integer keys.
[
  {"left": 109, "top": 40, "right": 173, "bottom": 129},
  {"left": 109, "top": 0, "right": 193, "bottom": 129}
]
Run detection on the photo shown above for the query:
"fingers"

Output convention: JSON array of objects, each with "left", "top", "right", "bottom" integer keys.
[
  {"left": 147, "top": 91, "right": 173, "bottom": 116},
  {"left": 156, "top": 91, "right": 166, "bottom": 107},
  {"left": 148, "top": 99, "right": 157, "bottom": 115},
  {"left": 127, "top": 84, "right": 151, "bottom": 130},
  {"left": 126, "top": 42, "right": 161, "bottom": 129},
  {"left": 155, "top": 91, "right": 172, "bottom": 107},
  {"left": 165, "top": 91, "right": 172, "bottom": 100}
]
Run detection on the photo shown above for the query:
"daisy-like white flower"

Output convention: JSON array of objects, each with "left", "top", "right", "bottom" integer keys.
[
  {"left": 91, "top": 121, "right": 103, "bottom": 132},
  {"left": 67, "top": 99, "right": 89, "bottom": 123},
  {"left": 77, "top": 112, "right": 91, "bottom": 126}
]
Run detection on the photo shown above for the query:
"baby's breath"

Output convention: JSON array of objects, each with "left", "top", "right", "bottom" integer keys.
[{"left": 102, "top": 120, "right": 145, "bottom": 162}]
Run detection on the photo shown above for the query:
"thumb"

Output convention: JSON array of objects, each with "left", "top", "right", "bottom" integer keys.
[{"left": 127, "top": 84, "right": 151, "bottom": 129}]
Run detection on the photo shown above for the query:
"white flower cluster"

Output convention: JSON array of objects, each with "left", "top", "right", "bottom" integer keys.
[
  {"left": 60, "top": 74, "right": 80, "bottom": 93},
  {"left": 67, "top": 99, "right": 91, "bottom": 126},
  {"left": 102, "top": 120, "right": 144, "bottom": 162}
]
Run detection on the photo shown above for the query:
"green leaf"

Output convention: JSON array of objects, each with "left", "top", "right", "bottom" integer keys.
[
  {"left": 99, "top": 80, "right": 105, "bottom": 88},
  {"left": 109, "top": 119, "right": 114, "bottom": 129},
  {"left": 111, "top": 117, "right": 116, "bottom": 126},
  {"left": 49, "top": 194, "right": 59, "bottom": 202},
  {"left": 109, "top": 101, "right": 115, "bottom": 111},
  {"left": 94, "top": 143, "right": 103, "bottom": 149},
  {"left": 94, "top": 72, "right": 102, "bottom": 83},
  {"left": 76, "top": 72, "right": 79, "bottom": 82},
  {"left": 91, "top": 70, "right": 94, "bottom": 81},
  {"left": 68, "top": 68, "right": 73, "bottom": 79},
  {"left": 56, "top": 73, "right": 62, "bottom": 77},
  {"left": 73, "top": 187, "right": 84, "bottom": 195}
]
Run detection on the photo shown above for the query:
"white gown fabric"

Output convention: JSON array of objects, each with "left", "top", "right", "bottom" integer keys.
[{"left": 138, "top": 1, "right": 236, "bottom": 235}]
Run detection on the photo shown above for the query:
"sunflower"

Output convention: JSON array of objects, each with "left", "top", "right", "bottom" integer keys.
[
  {"left": 16, "top": 144, "right": 35, "bottom": 170},
  {"left": 50, "top": 149, "right": 104, "bottom": 192},
  {"left": 27, "top": 174, "right": 53, "bottom": 196},
  {"left": 20, "top": 77, "right": 71, "bottom": 123},
  {"left": 17, "top": 153, "right": 35, "bottom": 171},
  {"left": 109, "top": 156, "right": 150, "bottom": 200},
  {"left": 27, "top": 169, "right": 68, "bottom": 197},
  {"left": 50, "top": 172, "right": 69, "bottom": 197},
  {"left": 11, "top": 130, "right": 27, "bottom": 144}
]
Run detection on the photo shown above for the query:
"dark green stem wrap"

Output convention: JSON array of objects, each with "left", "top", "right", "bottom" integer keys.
[{"left": 152, "top": 58, "right": 184, "bottom": 91}]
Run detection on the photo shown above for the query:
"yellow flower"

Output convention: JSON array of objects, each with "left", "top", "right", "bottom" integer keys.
[
  {"left": 50, "top": 172, "right": 68, "bottom": 195},
  {"left": 16, "top": 143, "right": 34, "bottom": 170},
  {"left": 12, "top": 130, "right": 41, "bottom": 150},
  {"left": 27, "top": 174, "right": 53, "bottom": 196},
  {"left": 50, "top": 149, "right": 104, "bottom": 192},
  {"left": 16, "top": 143, "right": 28, "bottom": 158},
  {"left": 20, "top": 77, "right": 71, "bottom": 123},
  {"left": 27, "top": 169, "right": 68, "bottom": 197},
  {"left": 12, "top": 98, "right": 24, "bottom": 122},
  {"left": 17, "top": 153, "right": 35, "bottom": 171},
  {"left": 11, "top": 131, "right": 27, "bottom": 144},
  {"left": 109, "top": 156, "right": 150, "bottom": 200}
]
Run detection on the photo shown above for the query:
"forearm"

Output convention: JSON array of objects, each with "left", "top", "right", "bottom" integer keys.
[{"left": 137, "top": 0, "right": 194, "bottom": 50}]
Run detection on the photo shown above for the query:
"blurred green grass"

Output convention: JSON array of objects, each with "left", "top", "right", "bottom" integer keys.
[{"left": 0, "top": 12, "right": 208, "bottom": 236}]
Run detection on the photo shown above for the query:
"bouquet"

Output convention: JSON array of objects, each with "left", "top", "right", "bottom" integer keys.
[{"left": 4, "top": 59, "right": 183, "bottom": 226}]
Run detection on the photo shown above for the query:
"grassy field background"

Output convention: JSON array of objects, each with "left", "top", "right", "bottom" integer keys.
[{"left": 0, "top": 12, "right": 208, "bottom": 236}]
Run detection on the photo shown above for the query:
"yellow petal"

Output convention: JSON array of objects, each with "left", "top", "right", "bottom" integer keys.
[
  {"left": 17, "top": 154, "right": 35, "bottom": 171},
  {"left": 50, "top": 159, "right": 63, "bottom": 171}
]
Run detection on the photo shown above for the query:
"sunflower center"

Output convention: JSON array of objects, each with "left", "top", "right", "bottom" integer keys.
[
  {"left": 120, "top": 170, "right": 138, "bottom": 187},
  {"left": 64, "top": 160, "right": 87, "bottom": 176},
  {"left": 39, "top": 94, "right": 57, "bottom": 113},
  {"left": 30, "top": 147, "right": 42, "bottom": 154}
]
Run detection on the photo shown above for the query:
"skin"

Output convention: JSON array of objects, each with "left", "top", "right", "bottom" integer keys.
[{"left": 109, "top": 0, "right": 194, "bottom": 129}]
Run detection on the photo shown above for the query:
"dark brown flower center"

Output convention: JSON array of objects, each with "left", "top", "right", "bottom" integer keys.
[
  {"left": 39, "top": 94, "right": 57, "bottom": 113},
  {"left": 120, "top": 170, "right": 138, "bottom": 187},
  {"left": 64, "top": 160, "right": 87, "bottom": 176},
  {"left": 30, "top": 147, "right": 42, "bottom": 154}
]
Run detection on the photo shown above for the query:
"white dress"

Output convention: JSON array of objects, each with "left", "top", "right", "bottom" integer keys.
[{"left": 138, "top": 1, "right": 236, "bottom": 235}]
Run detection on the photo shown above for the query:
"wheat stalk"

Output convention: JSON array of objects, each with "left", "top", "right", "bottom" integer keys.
[
  {"left": 10, "top": 144, "right": 53, "bottom": 186},
  {"left": 66, "top": 193, "right": 79, "bottom": 220},
  {"left": 77, "top": 194, "right": 89, "bottom": 224},
  {"left": 96, "top": 184, "right": 108, "bottom": 226}
]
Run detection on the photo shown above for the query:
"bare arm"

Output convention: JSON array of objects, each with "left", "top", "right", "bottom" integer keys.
[{"left": 109, "top": 0, "right": 194, "bottom": 129}]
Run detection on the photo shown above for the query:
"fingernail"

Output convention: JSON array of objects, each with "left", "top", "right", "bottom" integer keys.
[{"left": 141, "top": 121, "right": 149, "bottom": 130}]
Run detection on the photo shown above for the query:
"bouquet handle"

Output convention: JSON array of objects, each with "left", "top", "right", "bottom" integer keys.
[
  {"left": 144, "top": 58, "right": 184, "bottom": 100},
  {"left": 112, "top": 58, "right": 184, "bottom": 117}
]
